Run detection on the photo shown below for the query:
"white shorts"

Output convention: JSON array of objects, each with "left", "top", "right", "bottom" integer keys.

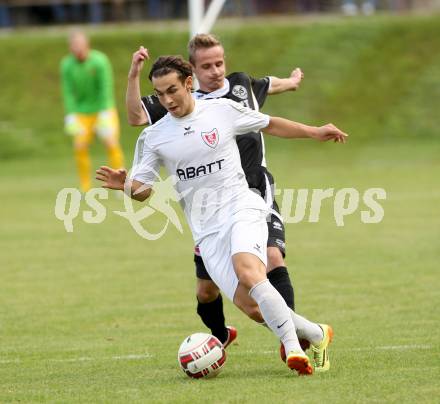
[{"left": 198, "top": 208, "right": 268, "bottom": 301}]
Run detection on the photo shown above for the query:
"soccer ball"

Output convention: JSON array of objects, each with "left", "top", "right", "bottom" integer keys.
[{"left": 177, "top": 333, "right": 226, "bottom": 379}]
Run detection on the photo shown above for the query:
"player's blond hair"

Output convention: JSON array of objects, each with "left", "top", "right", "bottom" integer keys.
[{"left": 188, "top": 34, "right": 223, "bottom": 65}]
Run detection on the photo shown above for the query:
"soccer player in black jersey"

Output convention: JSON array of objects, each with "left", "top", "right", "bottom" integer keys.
[{"left": 126, "top": 34, "right": 309, "bottom": 354}]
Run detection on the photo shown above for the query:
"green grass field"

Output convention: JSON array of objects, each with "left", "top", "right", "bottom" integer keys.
[
  {"left": 1, "top": 140, "right": 439, "bottom": 403},
  {"left": 1, "top": 13, "right": 440, "bottom": 403}
]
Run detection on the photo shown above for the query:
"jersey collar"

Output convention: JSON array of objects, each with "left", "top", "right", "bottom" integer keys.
[
  {"left": 169, "top": 99, "right": 199, "bottom": 122},
  {"left": 194, "top": 79, "right": 230, "bottom": 100}
]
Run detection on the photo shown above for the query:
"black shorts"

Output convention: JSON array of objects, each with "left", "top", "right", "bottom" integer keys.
[
  {"left": 266, "top": 199, "right": 286, "bottom": 256},
  {"left": 195, "top": 167, "right": 286, "bottom": 280}
]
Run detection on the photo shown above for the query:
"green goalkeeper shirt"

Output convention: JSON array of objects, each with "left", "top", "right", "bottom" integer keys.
[{"left": 61, "top": 50, "right": 115, "bottom": 114}]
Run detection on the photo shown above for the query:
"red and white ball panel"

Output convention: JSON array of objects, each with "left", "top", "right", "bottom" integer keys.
[{"left": 178, "top": 333, "right": 226, "bottom": 379}]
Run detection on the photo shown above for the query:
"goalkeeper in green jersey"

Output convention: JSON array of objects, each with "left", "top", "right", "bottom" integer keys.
[{"left": 61, "top": 30, "right": 124, "bottom": 192}]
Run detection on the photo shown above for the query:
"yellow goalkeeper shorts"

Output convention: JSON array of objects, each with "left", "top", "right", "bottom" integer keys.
[{"left": 74, "top": 108, "right": 120, "bottom": 146}]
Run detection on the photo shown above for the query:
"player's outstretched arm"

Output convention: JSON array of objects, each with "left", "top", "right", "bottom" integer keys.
[
  {"left": 96, "top": 166, "right": 151, "bottom": 201},
  {"left": 126, "top": 46, "right": 150, "bottom": 126},
  {"left": 268, "top": 68, "right": 304, "bottom": 95},
  {"left": 264, "top": 116, "right": 348, "bottom": 143}
]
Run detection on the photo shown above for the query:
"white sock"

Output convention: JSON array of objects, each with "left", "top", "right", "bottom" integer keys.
[
  {"left": 249, "top": 279, "right": 302, "bottom": 353},
  {"left": 289, "top": 309, "right": 324, "bottom": 345}
]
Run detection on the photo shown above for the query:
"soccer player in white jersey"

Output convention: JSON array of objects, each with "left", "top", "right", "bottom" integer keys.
[
  {"left": 97, "top": 56, "right": 347, "bottom": 375},
  {"left": 126, "top": 35, "right": 307, "bottom": 354}
]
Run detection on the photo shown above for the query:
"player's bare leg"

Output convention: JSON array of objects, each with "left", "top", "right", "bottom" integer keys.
[
  {"left": 196, "top": 278, "right": 220, "bottom": 304},
  {"left": 195, "top": 245, "right": 296, "bottom": 352},
  {"left": 232, "top": 252, "right": 312, "bottom": 375}
]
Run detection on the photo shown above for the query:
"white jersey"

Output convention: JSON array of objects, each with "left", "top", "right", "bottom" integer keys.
[{"left": 130, "top": 98, "right": 270, "bottom": 243}]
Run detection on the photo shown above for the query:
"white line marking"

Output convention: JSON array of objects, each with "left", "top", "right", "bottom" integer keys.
[
  {"left": 376, "top": 345, "right": 431, "bottom": 351},
  {"left": 111, "top": 354, "right": 153, "bottom": 360},
  {"left": 0, "top": 345, "right": 430, "bottom": 364},
  {"left": 50, "top": 357, "right": 94, "bottom": 363},
  {"left": 0, "top": 359, "right": 20, "bottom": 364},
  {"left": 0, "top": 353, "right": 153, "bottom": 364},
  {"left": 229, "top": 344, "right": 433, "bottom": 355}
]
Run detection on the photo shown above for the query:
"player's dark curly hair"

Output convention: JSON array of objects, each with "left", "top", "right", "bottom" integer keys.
[{"left": 149, "top": 55, "right": 193, "bottom": 83}]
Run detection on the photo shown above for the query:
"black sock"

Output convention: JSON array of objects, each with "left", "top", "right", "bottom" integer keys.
[
  {"left": 267, "top": 266, "right": 295, "bottom": 310},
  {"left": 196, "top": 294, "right": 228, "bottom": 343}
]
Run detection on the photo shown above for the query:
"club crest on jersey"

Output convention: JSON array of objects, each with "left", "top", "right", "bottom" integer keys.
[
  {"left": 232, "top": 85, "right": 248, "bottom": 100},
  {"left": 201, "top": 128, "right": 219, "bottom": 149}
]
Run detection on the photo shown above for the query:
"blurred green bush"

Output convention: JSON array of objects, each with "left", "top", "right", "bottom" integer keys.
[{"left": 0, "top": 14, "right": 439, "bottom": 160}]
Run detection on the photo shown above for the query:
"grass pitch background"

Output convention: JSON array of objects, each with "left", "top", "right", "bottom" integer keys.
[{"left": 1, "top": 14, "right": 439, "bottom": 403}]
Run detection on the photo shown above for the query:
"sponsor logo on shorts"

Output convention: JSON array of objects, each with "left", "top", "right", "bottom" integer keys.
[
  {"left": 272, "top": 221, "right": 283, "bottom": 231},
  {"left": 232, "top": 85, "right": 248, "bottom": 100},
  {"left": 253, "top": 243, "right": 261, "bottom": 253},
  {"left": 275, "top": 239, "right": 285, "bottom": 250}
]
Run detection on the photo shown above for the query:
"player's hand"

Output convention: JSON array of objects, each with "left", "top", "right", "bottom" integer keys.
[
  {"left": 96, "top": 110, "right": 115, "bottom": 139},
  {"left": 313, "top": 124, "right": 348, "bottom": 143},
  {"left": 64, "top": 114, "right": 85, "bottom": 137},
  {"left": 96, "top": 166, "right": 127, "bottom": 190},
  {"left": 290, "top": 68, "right": 304, "bottom": 91},
  {"left": 128, "top": 46, "right": 150, "bottom": 78}
]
